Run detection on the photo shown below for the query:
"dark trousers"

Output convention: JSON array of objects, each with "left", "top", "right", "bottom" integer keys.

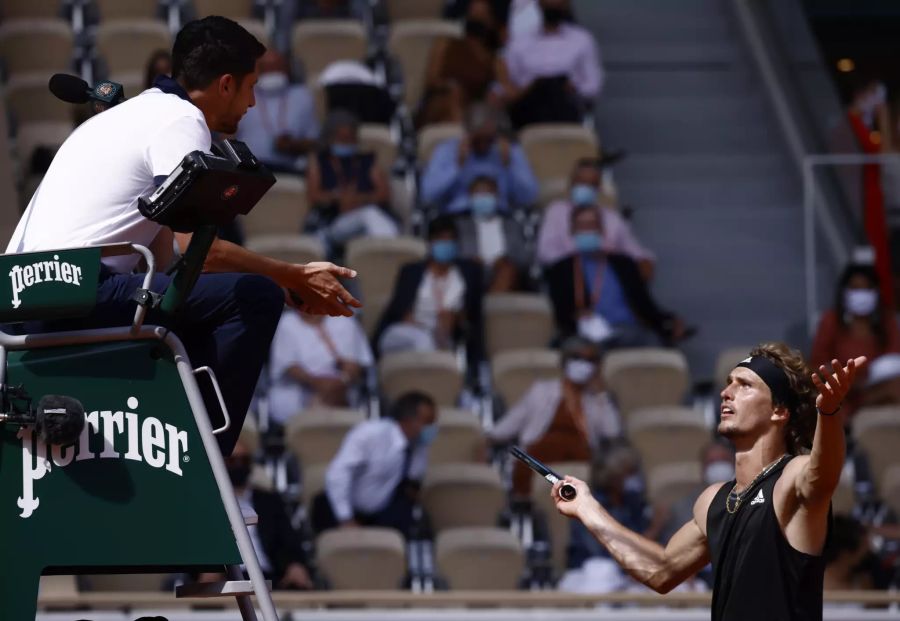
[
  {"left": 18, "top": 267, "right": 284, "bottom": 455},
  {"left": 311, "top": 488, "right": 416, "bottom": 537}
]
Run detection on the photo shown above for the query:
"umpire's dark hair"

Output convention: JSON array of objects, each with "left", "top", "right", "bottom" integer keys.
[
  {"left": 388, "top": 391, "right": 435, "bottom": 422},
  {"left": 172, "top": 16, "right": 266, "bottom": 91}
]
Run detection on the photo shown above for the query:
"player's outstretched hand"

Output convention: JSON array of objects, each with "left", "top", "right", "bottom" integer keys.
[
  {"left": 553, "top": 476, "right": 597, "bottom": 520},
  {"left": 284, "top": 262, "right": 362, "bottom": 317},
  {"left": 812, "top": 356, "right": 867, "bottom": 415}
]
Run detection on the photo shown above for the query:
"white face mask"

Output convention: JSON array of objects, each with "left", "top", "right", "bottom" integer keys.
[
  {"left": 704, "top": 461, "right": 735, "bottom": 484},
  {"left": 564, "top": 358, "right": 597, "bottom": 385},
  {"left": 256, "top": 71, "right": 288, "bottom": 93},
  {"left": 844, "top": 288, "right": 878, "bottom": 316}
]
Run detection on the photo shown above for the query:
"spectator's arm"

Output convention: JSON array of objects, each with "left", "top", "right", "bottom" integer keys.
[
  {"left": 324, "top": 426, "right": 369, "bottom": 522},
  {"left": 420, "top": 141, "right": 462, "bottom": 205},
  {"left": 506, "top": 144, "right": 539, "bottom": 207},
  {"left": 486, "top": 382, "right": 540, "bottom": 444},
  {"left": 424, "top": 38, "right": 450, "bottom": 89},
  {"left": 536, "top": 202, "right": 570, "bottom": 265},
  {"left": 572, "top": 32, "right": 603, "bottom": 98},
  {"left": 305, "top": 154, "right": 336, "bottom": 206},
  {"left": 495, "top": 55, "right": 528, "bottom": 104},
  {"left": 367, "top": 162, "right": 391, "bottom": 206}
]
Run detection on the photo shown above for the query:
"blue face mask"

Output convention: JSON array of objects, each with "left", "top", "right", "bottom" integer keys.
[
  {"left": 573, "top": 231, "right": 604, "bottom": 254},
  {"left": 570, "top": 184, "right": 599, "bottom": 206},
  {"left": 331, "top": 143, "right": 358, "bottom": 158},
  {"left": 430, "top": 239, "right": 458, "bottom": 264},
  {"left": 418, "top": 424, "right": 438, "bottom": 445},
  {"left": 470, "top": 192, "right": 498, "bottom": 217}
]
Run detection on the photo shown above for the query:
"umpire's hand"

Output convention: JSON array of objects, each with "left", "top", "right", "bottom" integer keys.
[
  {"left": 552, "top": 476, "right": 599, "bottom": 520},
  {"left": 284, "top": 262, "right": 362, "bottom": 317}
]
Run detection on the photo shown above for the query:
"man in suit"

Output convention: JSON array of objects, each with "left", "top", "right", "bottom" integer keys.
[{"left": 544, "top": 204, "right": 685, "bottom": 347}]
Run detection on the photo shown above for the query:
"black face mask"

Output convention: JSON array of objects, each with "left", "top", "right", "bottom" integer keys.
[
  {"left": 227, "top": 462, "right": 251, "bottom": 488},
  {"left": 542, "top": 6, "right": 570, "bottom": 26},
  {"left": 465, "top": 19, "right": 498, "bottom": 49}
]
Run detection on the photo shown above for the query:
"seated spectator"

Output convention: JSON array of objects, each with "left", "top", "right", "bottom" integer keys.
[
  {"left": 545, "top": 205, "right": 686, "bottom": 347},
  {"left": 236, "top": 50, "right": 319, "bottom": 174},
  {"left": 306, "top": 109, "right": 397, "bottom": 254},
  {"left": 537, "top": 158, "right": 655, "bottom": 279},
  {"left": 144, "top": 49, "right": 172, "bottom": 90},
  {"left": 375, "top": 216, "right": 485, "bottom": 375},
  {"left": 862, "top": 353, "right": 900, "bottom": 407},
  {"left": 823, "top": 515, "right": 874, "bottom": 598},
  {"left": 454, "top": 175, "right": 529, "bottom": 292},
  {"left": 267, "top": 309, "right": 373, "bottom": 427},
  {"left": 296, "top": 0, "right": 366, "bottom": 19},
  {"left": 312, "top": 392, "right": 438, "bottom": 536},
  {"left": 497, "top": 0, "right": 602, "bottom": 128},
  {"left": 487, "top": 336, "right": 621, "bottom": 497},
  {"left": 319, "top": 61, "right": 395, "bottom": 125},
  {"left": 810, "top": 260, "right": 900, "bottom": 417},
  {"left": 420, "top": 102, "right": 538, "bottom": 214},
  {"left": 417, "top": 0, "right": 500, "bottom": 127}
]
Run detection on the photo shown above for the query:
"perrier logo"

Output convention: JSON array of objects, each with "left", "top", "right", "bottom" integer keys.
[{"left": 8, "top": 254, "right": 84, "bottom": 309}]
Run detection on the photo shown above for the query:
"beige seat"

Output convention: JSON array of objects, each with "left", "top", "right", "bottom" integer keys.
[
  {"left": 292, "top": 20, "right": 367, "bottom": 78},
  {"left": 435, "top": 527, "right": 524, "bottom": 590},
  {"left": 379, "top": 350, "right": 462, "bottom": 407},
  {"left": 832, "top": 476, "right": 855, "bottom": 516},
  {"left": 245, "top": 234, "right": 324, "bottom": 265},
  {"left": 880, "top": 464, "right": 900, "bottom": 517},
  {"left": 110, "top": 71, "right": 147, "bottom": 99},
  {"left": 492, "top": 348, "right": 560, "bottom": 409},
  {"left": 417, "top": 122, "right": 463, "bottom": 166},
  {"left": 388, "top": 20, "right": 461, "bottom": 110},
  {"left": 0, "top": 19, "right": 72, "bottom": 76},
  {"left": 430, "top": 408, "right": 485, "bottom": 464},
  {"left": 81, "top": 573, "right": 170, "bottom": 591},
  {"left": 422, "top": 463, "right": 506, "bottom": 532},
  {"left": 360, "top": 292, "right": 392, "bottom": 340},
  {"left": 2, "top": 0, "right": 62, "bottom": 19},
  {"left": 193, "top": 0, "right": 255, "bottom": 19},
  {"left": 95, "top": 19, "right": 172, "bottom": 76},
  {"left": 852, "top": 406, "right": 900, "bottom": 496},
  {"left": 531, "top": 461, "right": 589, "bottom": 576},
  {"left": 285, "top": 407, "right": 365, "bottom": 468},
  {"left": 345, "top": 235, "right": 426, "bottom": 304},
  {"left": 95, "top": 0, "right": 160, "bottom": 19},
  {"left": 602, "top": 348, "right": 690, "bottom": 418},
  {"left": 316, "top": 527, "right": 406, "bottom": 590},
  {"left": 5, "top": 73, "right": 73, "bottom": 123},
  {"left": 14, "top": 120, "right": 73, "bottom": 166},
  {"left": 236, "top": 18, "right": 269, "bottom": 47},
  {"left": 520, "top": 123, "right": 598, "bottom": 189},
  {"left": 241, "top": 174, "right": 308, "bottom": 237},
  {"left": 300, "top": 463, "right": 328, "bottom": 507},
  {"left": 645, "top": 462, "right": 703, "bottom": 505},
  {"left": 360, "top": 123, "right": 397, "bottom": 169},
  {"left": 386, "top": 0, "right": 446, "bottom": 21},
  {"left": 38, "top": 575, "right": 77, "bottom": 599},
  {"left": 484, "top": 293, "right": 555, "bottom": 358},
  {"left": 713, "top": 346, "right": 754, "bottom": 388},
  {"left": 626, "top": 406, "right": 709, "bottom": 475}
]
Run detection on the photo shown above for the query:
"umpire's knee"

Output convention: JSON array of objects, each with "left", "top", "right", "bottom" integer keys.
[{"left": 234, "top": 274, "right": 284, "bottom": 330}]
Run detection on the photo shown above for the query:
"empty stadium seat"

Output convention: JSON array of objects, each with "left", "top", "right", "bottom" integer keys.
[
  {"left": 484, "top": 293, "right": 555, "bottom": 358},
  {"left": 832, "top": 475, "right": 855, "bottom": 516},
  {"left": 0, "top": 19, "right": 72, "bottom": 75},
  {"left": 285, "top": 407, "right": 365, "bottom": 468},
  {"left": 236, "top": 18, "right": 269, "bottom": 47},
  {"left": 241, "top": 174, "right": 308, "bottom": 237},
  {"left": 38, "top": 575, "right": 77, "bottom": 599},
  {"left": 81, "top": 573, "right": 170, "bottom": 591},
  {"left": 417, "top": 122, "right": 463, "bottom": 166},
  {"left": 880, "top": 464, "right": 900, "bottom": 517},
  {"left": 388, "top": 20, "right": 461, "bottom": 110},
  {"left": 379, "top": 350, "right": 462, "bottom": 407},
  {"left": 430, "top": 408, "right": 485, "bottom": 464},
  {"left": 492, "top": 348, "right": 560, "bottom": 409},
  {"left": 110, "top": 71, "right": 146, "bottom": 99},
  {"left": 300, "top": 463, "right": 328, "bottom": 507},
  {"left": 386, "top": 0, "right": 446, "bottom": 21},
  {"left": 531, "top": 461, "right": 590, "bottom": 576},
  {"left": 852, "top": 406, "right": 900, "bottom": 496},
  {"left": 5, "top": 73, "right": 73, "bottom": 123},
  {"left": 244, "top": 234, "right": 325, "bottom": 265},
  {"left": 422, "top": 463, "right": 506, "bottom": 532},
  {"left": 435, "top": 527, "right": 525, "bottom": 590},
  {"left": 520, "top": 123, "right": 599, "bottom": 189},
  {"left": 316, "top": 527, "right": 406, "bottom": 590},
  {"left": 713, "top": 346, "right": 754, "bottom": 387},
  {"left": 14, "top": 120, "right": 73, "bottom": 166},
  {"left": 602, "top": 348, "right": 690, "bottom": 418},
  {"left": 95, "top": 19, "right": 172, "bottom": 76},
  {"left": 2, "top": 0, "right": 62, "bottom": 19},
  {"left": 94, "top": 0, "right": 160, "bottom": 19},
  {"left": 345, "top": 235, "right": 426, "bottom": 305},
  {"left": 193, "top": 0, "right": 255, "bottom": 19},
  {"left": 292, "top": 20, "right": 367, "bottom": 79},
  {"left": 645, "top": 461, "right": 703, "bottom": 505},
  {"left": 626, "top": 406, "right": 710, "bottom": 475},
  {"left": 359, "top": 123, "right": 397, "bottom": 169}
]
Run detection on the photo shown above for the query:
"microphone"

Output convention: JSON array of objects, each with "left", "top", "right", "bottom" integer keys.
[{"left": 48, "top": 73, "right": 125, "bottom": 113}]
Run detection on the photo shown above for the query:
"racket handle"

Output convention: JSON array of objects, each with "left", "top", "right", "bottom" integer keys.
[{"left": 560, "top": 483, "right": 577, "bottom": 501}]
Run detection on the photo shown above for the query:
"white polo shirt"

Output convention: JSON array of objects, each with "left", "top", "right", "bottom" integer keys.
[{"left": 7, "top": 88, "right": 211, "bottom": 273}]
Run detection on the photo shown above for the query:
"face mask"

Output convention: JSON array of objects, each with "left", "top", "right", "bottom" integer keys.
[
  {"left": 227, "top": 462, "right": 251, "bottom": 488},
  {"left": 464, "top": 19, "right": 497, "bottom": 48},
  {"left": 470, "top": 192, "right": 498, "bottom": 218},
  {"left": 564, "top": 358, "right": 597, "bottom": 385},
  {"left": 430, "top": 239, "right": 458, "bottom": 264},
  {"left": 704, "top": 461, "right": 735, "bottom": 484},
  {"left": 570, "top": 184, "right": 598, "bottom": 206},
  {"left": 256, "top": 71, "right": 288, "bottom": 93},
  {"left": 622, "top": 473, "right": 643, "bottom": 494},
  {"left": 331, "top": 143, "right": 358, "bottom": 158},
  {"left": 844, "top": 288, "right": 878, "bottom": 316},
  {"left": 418, "top": 424, "right": 438, "bottom": 445},
  {"left": 573, "top": 231, "right": 603, "bottom": 254},
  {"left": 541, "top": 6, "right": 569, "bottom": 26}
]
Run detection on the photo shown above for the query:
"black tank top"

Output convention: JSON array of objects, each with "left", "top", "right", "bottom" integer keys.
[{"left": 707, "top": 456, "right": 828, "bottom": 621}]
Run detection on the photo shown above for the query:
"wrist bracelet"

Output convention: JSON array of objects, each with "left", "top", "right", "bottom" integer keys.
[{"left": 817, "top": 404, "right": 842, "bottom": 416}]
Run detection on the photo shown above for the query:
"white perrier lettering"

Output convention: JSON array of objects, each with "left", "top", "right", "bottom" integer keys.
[
  {"left": 17, "top": 397, "right": 189, "bottom": 519},
  {"left": 9, "top": 254, "right": 84, "bottom": 309}
]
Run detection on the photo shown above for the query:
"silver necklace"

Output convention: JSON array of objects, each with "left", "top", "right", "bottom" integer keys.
[{"left": 725, "top": 454, "right": 788, "bottom": 514}]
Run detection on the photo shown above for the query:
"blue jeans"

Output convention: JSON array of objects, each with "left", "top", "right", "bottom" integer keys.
[{"left": 18, "top": 267, "right": 284, "bottom": 455}]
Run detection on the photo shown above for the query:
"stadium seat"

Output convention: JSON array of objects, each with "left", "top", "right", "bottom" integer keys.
[
  {"left": 94, "top": 0, "right": 160, "bottom": 19},
  {"left": 110, "top": 71, "right": 146, "bottom": 99},
  {"left": 422, "top": 463, "right": 506, "bottom": 532},
  {"left": 531, "top": 461, "right": 590, "bottom": 576},
  {"left": 236, "top": 19, "right": 269, "bottom": 47},
  {"left": 602, "top": 348, "right": 690, "bottom": 418},
  {"left": 345, "top": 235, "right": 427, "bottom": 304},
  {"left": 417, "top": 122, "right": 463, "bottom": 166},
  {"left": 14, "top": 120, "right": 73, "bottom": 166},
  {"left": 359, "top": 123, "right": 397, "bottom": 169},
  {"left": 285, "top": 407, "right": 365, "bottom": 468},
  {"left": 241, "top": 174, "right": 308, "bottom": 237},
  {"left": 0, "top": 19, "right": 72, "bottom": 76},
  {"left": 832, "top": 476, "right": 855, "bottom": 516},
  {"left": 626, "top": 406, "right": 710, "bottom": 475},
  {"left": 300, "top": 462, "right": 328, "bottom": 508},
  {"left": 430, "top": 408, "right": 485, "bottom": 464},
  {"left": 0, "top": 100, "right": 20, "bottom": 246},
  {"left": 38, "top": 575, "right": 77, "bottom": 599},
  {"left": 645, "top": 461, "right": 703, "bottom": 506},
  {"left": 244, "top": 234, "right": 325, "bottom": 265},
  {"left": 81, "top": 573, "right": 170, "bottom": 591},
  {"left": 95, "top": 19, "right": 172, "bottom": 76},
  {"left": 435, "top": 527, "right": 525, "bottom": 590},
  {"left": 713, "top": 346, "right": 755, "bottom": 387},
  {"left": 385, "top": 0, "right": 446, "bottom": 21},
  {"left": 484, "top": 293, "right": 555, "bottom": 358},
  {"left": 492, "top": 348, "right": 560, "bottom": 409},
  {"left": 880, "top": 464, "right": 900, "bottom": 517},
  {"left": 316, "top": 527, "right": 406, "bottom": 590},
  {"left": 520, "top": 123, "right": 599, "bottom": 189},
  {"left": 387, "top": 20, "right": 462, "bottom": 110},
  {"left": 852, "top": 406, "right": 900, "bottom": 497},
  {"left": 1, "top": 0, "right": 62, "bottom": 19},
  {"left": 379, "top": 350, "right": 462, "bottom": 407},
  {"left": 291, "top": 20, "right": 367, "bottom": 79},
  {"left": 5, "top": 73, "right": 73, "bottom": 123},
  {"left": 193, "top": 0, "right": 255, "bottom": 19}
]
